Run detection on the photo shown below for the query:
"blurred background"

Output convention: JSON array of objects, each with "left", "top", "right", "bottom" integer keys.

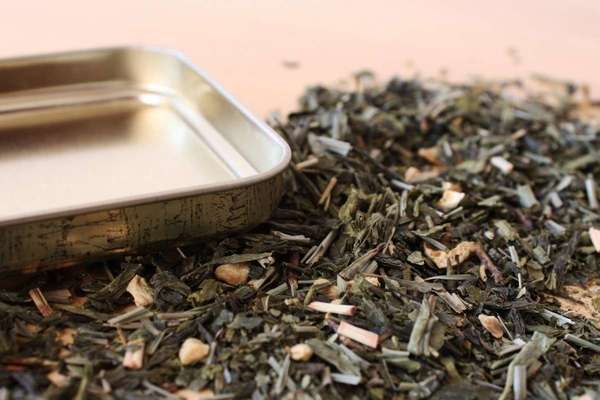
[{"left": 2, "top": 0, "right": 599, "bottom": 117}]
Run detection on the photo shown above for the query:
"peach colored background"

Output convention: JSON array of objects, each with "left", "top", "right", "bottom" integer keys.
[{"left": 1, "top": 0, "right": 599, "bottom": 117}]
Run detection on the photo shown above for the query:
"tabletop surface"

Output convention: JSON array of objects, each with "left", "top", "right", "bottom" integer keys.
[{"left": 2, "top": 0, "right": 599, "bottom": 117}]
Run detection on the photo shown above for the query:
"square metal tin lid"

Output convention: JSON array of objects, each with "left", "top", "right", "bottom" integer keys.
[{"left": 0, "top": 47, "right": 291, "bottom": 226}]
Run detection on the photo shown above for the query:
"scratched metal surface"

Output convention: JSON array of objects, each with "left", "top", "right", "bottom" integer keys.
[{"left": 0, "top": 175, "right": 283, "bottom": 274}]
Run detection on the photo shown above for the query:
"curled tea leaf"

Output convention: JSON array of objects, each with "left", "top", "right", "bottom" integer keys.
[{"left": 151, "top": 271, "right": 191, "bottom": 311}]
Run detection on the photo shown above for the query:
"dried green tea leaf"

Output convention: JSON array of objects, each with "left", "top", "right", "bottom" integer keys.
[
  {"left": 408, "top": 296, "right": 443, "bottom": 357},
  {"left": 517, "top": 184, "right": 539, "bottom": 208},
  {"left": 499, "top": 332, "right": 556, "bottom": 400},
  {"left": 306, "top": 339, "right": 361, "bottom": 376},
  {"left": 151, "top": 271, "right": 191, "bottom": 311},
  {"left": 87, "top": 263, "right": 143, "bottom": 311},
  {"left": 228, "top": 314, "right": 263, "bottom": 330}
]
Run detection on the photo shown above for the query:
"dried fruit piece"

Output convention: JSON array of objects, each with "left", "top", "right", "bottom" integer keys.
[
  {"left": 589, "top": 227, "right": 600, "bottom": 253},
  {"left": 176, "top": 389, "right": 215, "bottom": 400},
  {"left": 418, "top": 146, "right": 441, "bottom": 165},
  {"left": 214, "top": 262, "right": 250, "bottom": 285},
  {"left": 442, "top": 181, "right": 462, "bottom": 192},
  {"left": 123, "top": 339, "right": 145, "bottom": 369},
  {"left": 46, "top": 370, "right": 70, "bottom": 388},
  {"left": 436, "top": 190, "right": 465, "bottom": 212},
  {"left": 289, "top": 343, "right": 313, "bottom": 361},
  {"left": 405, "top": 166, "right": 441, "bottom": 183},
  {"left": 490, "top": 156, "right": 514, "bottom": 174},
  {"left": 126, "top": 275, "right": 154, "bottom": 307},
  {"left": 478, "top": 314, "right": 504, "bottom": 339},
  {"left": 56, "top": 328, "right": 76, "bottom": 346},
  {"left": 179, "top": 338, "right": 210, "bottom": 366}
]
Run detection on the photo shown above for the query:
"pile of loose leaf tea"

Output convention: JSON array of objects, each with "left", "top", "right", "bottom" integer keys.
[{"left": 1, "top": 73, "right": 600, "bottom": 400}]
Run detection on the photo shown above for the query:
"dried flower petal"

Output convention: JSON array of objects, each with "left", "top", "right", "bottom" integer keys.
[
  {"left": 478, "top": 314, "right": 504, "bottom": 339},
  {"left": 424, "top": 241, "right": 477, "bottom": 269},
  {"left": 424, "top": 241, "right": 503, "bottom": 283}
]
